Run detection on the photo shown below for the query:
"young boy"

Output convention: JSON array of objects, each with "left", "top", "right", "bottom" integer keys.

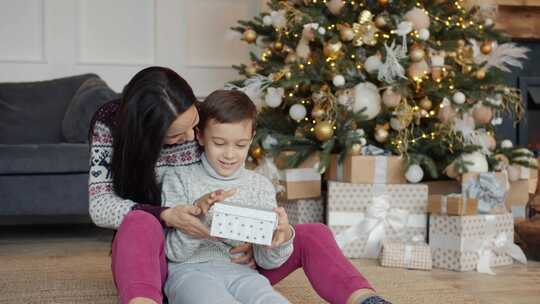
[{"left": 161, "top": 90, "right": 293, "bottom": 304}]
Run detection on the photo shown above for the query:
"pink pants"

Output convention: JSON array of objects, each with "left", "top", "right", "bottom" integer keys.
[{"left": 112, "top": 211, "right": 373, "bottom": 304}]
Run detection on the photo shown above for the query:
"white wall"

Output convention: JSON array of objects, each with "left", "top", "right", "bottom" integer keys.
[{"left": 0, "top": 0, "right": 265, "bottom": 97}]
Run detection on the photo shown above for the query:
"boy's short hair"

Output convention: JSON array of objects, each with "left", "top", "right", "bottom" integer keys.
[{"left": 198, "top": 90, "right": 257, "bottom": 133}]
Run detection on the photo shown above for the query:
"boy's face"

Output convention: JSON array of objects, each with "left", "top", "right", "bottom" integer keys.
[{"left": 197, "top": 118, "right": 253, "bottom": 177}]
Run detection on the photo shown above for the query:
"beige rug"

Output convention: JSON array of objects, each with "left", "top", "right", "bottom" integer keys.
[{"left": 0, "top": 239, "right": 483, "bottom": 304}]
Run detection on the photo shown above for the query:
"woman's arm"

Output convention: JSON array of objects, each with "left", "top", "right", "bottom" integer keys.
[
  {"left": 252, "top": 177, "right": 294, "bottom": 269},
  {"left": 88, "top": 121, "right": 137, "bottom": 229}
]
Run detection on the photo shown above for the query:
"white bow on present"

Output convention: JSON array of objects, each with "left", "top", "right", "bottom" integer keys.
[
  {"left": 477, "top": 232, "right": 527, "bottom": 275},
  {"left": 334, "top": 195, "right": 426, "bottom": 258}
]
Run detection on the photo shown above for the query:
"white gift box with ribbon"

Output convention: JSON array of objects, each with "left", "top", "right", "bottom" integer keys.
[
  {"left": 380, "top": 236, "right": 432, "bottom": 270},
  {"left": 278, "top": 198, "right": 324, "bottom": 225},
  {"left": 429, "top": 213, "right": 527, "bottom": 274},
  {"left": 210, "top": 203, "right": 277, "bottom": 246},
  {"left": 327, "top": 182, "right": 428, "bottom": 258}
]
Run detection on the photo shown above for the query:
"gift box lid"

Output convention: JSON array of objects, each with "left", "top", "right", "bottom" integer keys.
[{"left": 213, "top": 203, "right": 277, "bottom": 223}]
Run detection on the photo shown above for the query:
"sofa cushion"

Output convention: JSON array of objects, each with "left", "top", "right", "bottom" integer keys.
[
  {"left": 0, "top": 143, "right": 89, "bottom": 174},
  {"left": 62, "top": 77, "right": 118, "bottom": 143},
  {"left": 0, "top": 74, "right": 98, "bottom": 144}
]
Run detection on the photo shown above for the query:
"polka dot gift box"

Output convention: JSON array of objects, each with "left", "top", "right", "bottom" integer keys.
[
  {"left": 327, "top": 181, "right": 428, "bottom": 259},
  {"left": 210, "top": 202, "right": 277, "bottom": 246},
  {"left": 429, "top": 213, "right": 527, "bottom": 274}
]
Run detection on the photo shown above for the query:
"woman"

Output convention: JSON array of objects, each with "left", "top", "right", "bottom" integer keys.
[{"left": 89, "top": 66, "right": 386, "bottom": 304}]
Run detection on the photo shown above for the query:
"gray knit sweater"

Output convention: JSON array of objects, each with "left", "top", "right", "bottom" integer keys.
[{"left": 161, "top": 154, "right": 294, "bottom": 269}]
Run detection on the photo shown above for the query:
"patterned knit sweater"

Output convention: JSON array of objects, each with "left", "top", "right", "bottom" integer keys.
[
  {"left": 161, "top": 154, "right": 294, "bottom": 269},
  {"left": 88, "top": 100, "right": 201, "bottom": 229}
]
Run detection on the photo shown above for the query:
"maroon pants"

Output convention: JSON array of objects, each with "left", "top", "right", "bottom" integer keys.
[{"left": 112, "top": 211, "right": 373, "bottom": 304}]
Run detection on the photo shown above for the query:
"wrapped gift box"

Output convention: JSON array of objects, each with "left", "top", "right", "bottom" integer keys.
[
  {"left": 326, "top": 155, "right": 406, "bottom": 184},
  {"left": 380, "top": 240, "right": 432, "bottom": 270},
  {"left": 429, "top": 213, "right": 526, "bottom": 273},
  {"left": 327, "top": 182, "right": 428, "bottom": 258},
  {"left": 507, "top": 180, "right": 530, "bottom": 218},
  {"left": 210, "top": 203, "right": 277, "bottom": 246},
  {"left": 276, "top": 152, "right": 321, "bottom": 200},
  {"left": 279, "top": 198, "right": 324, "bottom": 226},
  {"left": 427, "top": 194, "right": 477, "bottom": 215},
  {"left": 425, "top": 172, "right": 508, "bottom": 196}
]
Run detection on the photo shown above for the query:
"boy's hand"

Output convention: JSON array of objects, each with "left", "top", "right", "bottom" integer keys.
[
  {"left": 271, "top": 207, "right": 293, "bottom": 248},
  {"left": 194, "top": 188, "right": 237, "bottom": 215}
]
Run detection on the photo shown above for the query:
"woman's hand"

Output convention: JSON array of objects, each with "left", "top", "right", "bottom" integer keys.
[
  {"left": 160, "top": 205, "right": 210, "bottom": 238},
  {"left": 271, "top": 207, "right": 293, "bottom": 248},
  {"left": 230, "top": 243, "right": 256, "bottom": 268},
  {"left": 194, "top": 188, "right": 237, "bottom": 215}
]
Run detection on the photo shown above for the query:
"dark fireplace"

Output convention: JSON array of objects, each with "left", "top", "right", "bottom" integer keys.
[{"left": 518, "top": 77, "right": 540, "bottom": 153}]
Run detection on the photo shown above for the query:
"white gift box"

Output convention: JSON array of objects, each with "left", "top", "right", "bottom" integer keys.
[
  {"left": 210, "top": 203, "right": 277, "bottom": 246},
  {"left": 278, "top": 198, "right": 324, "bottom": 225}
]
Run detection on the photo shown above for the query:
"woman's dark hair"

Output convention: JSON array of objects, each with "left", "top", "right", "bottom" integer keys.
[
  {"left": 198, "top": 90, "right": 257, "bottom": 134},
  {"left": 112, "top": 66, "right": 196, "bottom": 205}
]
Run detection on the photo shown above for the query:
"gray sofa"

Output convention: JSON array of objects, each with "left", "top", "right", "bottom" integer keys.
[{"left": 0, "top": 74, "right": 118, "bottom": 224}]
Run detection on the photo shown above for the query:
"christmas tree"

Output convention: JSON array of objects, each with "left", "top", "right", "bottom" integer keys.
[{"left": 228, "top": 0, "right": 536, "bottom": 182}]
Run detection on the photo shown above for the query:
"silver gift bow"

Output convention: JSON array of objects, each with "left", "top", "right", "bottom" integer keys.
[
  {"left": 335, "top": 195, "right": 425, "bottom": 258},
  {"left": 462, "top": 172, "right": 506, "bottom": 214},
  {"left": 477, "top": 232, "right": 527, "bottom": 275}
]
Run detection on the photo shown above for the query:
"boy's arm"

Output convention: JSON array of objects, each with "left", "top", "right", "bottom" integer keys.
[
  {"left": 252, "top": 177, "right": 295, "bottom": 269},
  {"left": 161, "top": 169, "right": 204, "bottom": 263}
]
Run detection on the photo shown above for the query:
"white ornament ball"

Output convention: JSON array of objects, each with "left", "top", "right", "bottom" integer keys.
[
  {"left": 461, "top": 151, "right": 489, "bottom": 173},
  {"left": 405, "top": 164, "right": 424, "bottom": 183},
  {"left": 353, "top": 82, "right": 382, "bottom": 119},
  {"left": 318, "top": 27, "right": 326, "bottom": 35},
  {"left": 333, "top": 75, "right": 345, "bottom": 87},
  {"left": 289, "top": 104, "right": 307, "bottom": 121},
  {"left": 404, "top": 7, "right": 431, "bottom": 30},
  {"left": 364, "top": 55, "right": 382, "bottom": 74},
  {"left": 261, "top": 135, "right": 278, "bottom": 150},
  {"left": 418, "top": 28, "right": 430, "bottom": 40},
  {"left": 390, "top": 117, "right": 406, "bottom": 131},
  {"left": 374, "top": 128, "right": 389, "bottom": 143},
  {"left": 501, "top": 139, "right": 514, "bottom": 149},
  {"left": 263, "top": 15, "right": 273, "bottom": 26},
  {"left": 264, "top": 87, "right": 284, "bottom": 108},
  {"left": 452, "top": 91, "right": 466, "bottom": 104},
  {"left": 485, "top": 18, "right": 494, "bottom": 27}
]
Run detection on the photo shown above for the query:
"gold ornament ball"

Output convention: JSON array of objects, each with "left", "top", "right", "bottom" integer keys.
[
  {"left": 410, "top": 48, "right": 425, "bottom": 62},
  {"left": 273, "top": 41, "right": 284, "bottom": 52},
  {"left": 457, "top": 39, "right": 466, "bottom": 48},
  {"left": 431, "top": 67, "right": 443, "bottom": 82},
  {"left": 339, "top": 27, "right": 355, "bottom": 42},
  {"left": 350, "top": 143, "right": 362, "bottom": 155},
  {"left": 374, "top": 128, "right": 389, "bottom": 143},
  {"left": 444, "top": 162, "right": 459, "bottom": 179},
  {"left": 375, "top": 15, "right": 387, "bottom": 28},
  {"left": 475, "top": 68, "right": 486, "bottom": 80},
  {"left": 473, "top": 105, "right": 493, "bottom": 125},
  {"left": 243, "top": 29, "right": 257, "bottom": 44},
  {"left": 377, "top": 0, "right": 389, "bottom": 5},
  {"left": 438, "top": 105, "right": 457, "bottom": 124},
  {"left": 314, "top": 121, "right": 335, "bottom": 141},
  {"left": 420, "top": 97, "right": 432, "bottom": 110},
  {"left": 311, "top": 106, "right": 326, "bottom": 120},
  {"left": 323, "top": 41, "right": 342, "bottom": 60},
  {"left": 480, "top": 41, "right": 493, "bottom": 55},
  {"left": 245, "top": 66, "right": 257, "bottom": 76},
  {"left": 249, "top": 146, "right": 264, "bottom": 160}
]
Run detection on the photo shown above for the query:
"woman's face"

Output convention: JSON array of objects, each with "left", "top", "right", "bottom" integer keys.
[{"left": 164, "top": 105, "right": 199, "bottom": 145}]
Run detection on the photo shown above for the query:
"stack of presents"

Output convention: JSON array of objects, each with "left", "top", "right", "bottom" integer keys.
[{"left": 250, "top": 150, "right": 538, "bottom": 275}]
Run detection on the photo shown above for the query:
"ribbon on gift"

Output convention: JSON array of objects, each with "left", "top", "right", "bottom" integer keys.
[
  {"left": 477, "top": 232, "right": 527, "bottom": 275},
  {"left": 440, "top": 194, "right": 469, "bottom": 215},
  {"left": 332, "top": 194, "right": 427, "bottom": 258},
  {"left": 403, "top": 235, "right": 426, "bottom": 269},
  {"left": 462, "top": 172, "right": 506, "bottom": 214},
  {"left": 278, "top": 167, "right": 321, "bottom": 182}
]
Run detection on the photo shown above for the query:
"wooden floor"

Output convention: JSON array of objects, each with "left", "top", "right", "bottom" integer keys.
[{"left": 1, "top": 224, "right": 539, "bottom": 303}]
